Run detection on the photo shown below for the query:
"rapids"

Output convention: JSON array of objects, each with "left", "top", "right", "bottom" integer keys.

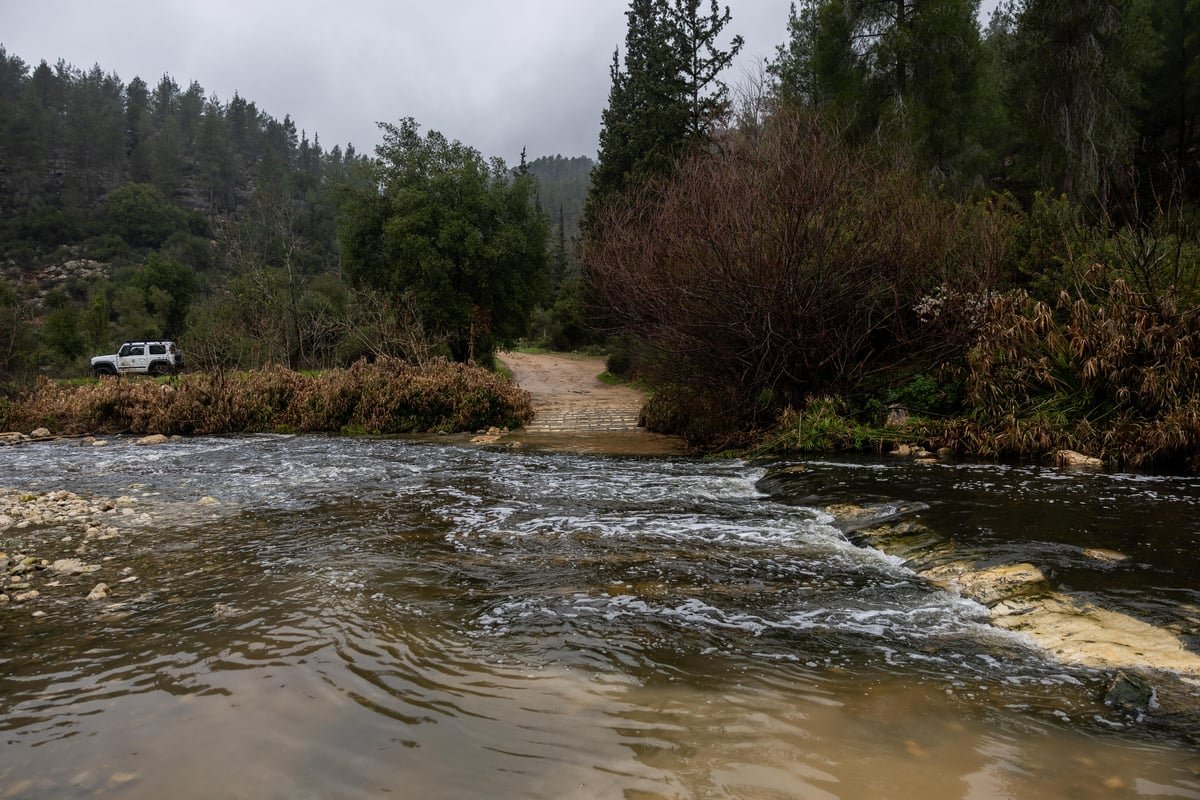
[{"left": 1, "top": 436, "right": 1199, "bottom": 798}]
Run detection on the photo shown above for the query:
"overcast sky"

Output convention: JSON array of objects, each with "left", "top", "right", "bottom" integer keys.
[{"left": 2, "top": 1, "right": 1000, "bottom": 166}]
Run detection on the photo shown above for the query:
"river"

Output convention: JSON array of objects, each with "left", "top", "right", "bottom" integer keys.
[{"left": 1, "top": 435, "right": 1199, "bottom": 798}]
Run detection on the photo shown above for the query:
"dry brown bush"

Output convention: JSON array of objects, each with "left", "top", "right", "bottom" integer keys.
[
  {"left": 4, "top": 359, "right": 532, "bottom": 437},
  {"left": 963, "top": 280, "right": 1200, "bottom": 468}
]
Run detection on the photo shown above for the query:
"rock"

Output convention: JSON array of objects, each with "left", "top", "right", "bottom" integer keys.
[
  {"left": 470, "top": 434, "right": 502, "bottom": 444},
  {"left": 891, "top": 444, "right": 913, "bottom": 457},
  {"left": 1104, "top": 671, "right": 1156, "bottom": 716},
  {"left": 0, "top": 432, "right": 27, "bottom": 445},
  {"left": 80, "top": 437, "right": 96, "bottom": 446},
  {"left": 29, "top": 427, "right": 51, "bottom": 438},
  {"left": 936, "top": 447, "right": 954, "bottom": 460},
  {"left": 886, "top": 404, "right": 910, "bottom": 427},
  {"left": 1083, "top": 548, "right": 1130, "bottom": 563},
  {"left": 135, "top": 434, "right": 170, "bottom": 446},
  {"left": 86, "top": 583, "right": 109, "bottom": 601},
  {"left": 924, "top": 562, "right": 1047, "bottom": 606},
  {"left": 49, "top": 558, "right": 86, "bottom": 575},
  {"left": 1055, "top": 449, "right": 1103, "bottom": 469},
  {"left": 212, "top": 603, "right": 240, "bottom": 618},
  {"left": 13, "top": 589, "right": 39, "bottom": 602},
  {"left": 0, "top": 594, "right": 8, "bottom": 603}
]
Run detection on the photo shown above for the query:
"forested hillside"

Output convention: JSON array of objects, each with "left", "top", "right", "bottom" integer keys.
[{"left": 0, "top": 48, "right": 592, "bottom": 379}]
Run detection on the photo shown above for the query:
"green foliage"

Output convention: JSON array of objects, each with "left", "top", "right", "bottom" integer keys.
[
  {"left": 1004, "top": 0, "right": 1157, "bottom": 202},
  {"left": 338, "top": 118, "right": 550, "bottom": 363},
  {"left": 769, "top": 398, "right": 879, "bottom": 453},
  {"left": 770, "top": 0, "right": 985, "bottom": 181},
  {"left": 104, "top": 183, "right": 190, "bottom": 249}
]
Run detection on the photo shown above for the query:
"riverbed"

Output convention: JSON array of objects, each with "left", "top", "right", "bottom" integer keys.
[{"left": 2, "top": 435, "right": 1199, "bottom": 798}]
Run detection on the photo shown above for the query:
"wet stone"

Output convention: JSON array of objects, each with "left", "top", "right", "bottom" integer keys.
[{"left": 1105, "top": 671, "right": 1157, "bottom": 717}]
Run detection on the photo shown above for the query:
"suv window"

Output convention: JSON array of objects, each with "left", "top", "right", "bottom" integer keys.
[
  {"left": 149, "top": 344, "right": 166, "bottom": 355},
  {"left": 128, "top": 345, "right": 144, "bottom": 356}
]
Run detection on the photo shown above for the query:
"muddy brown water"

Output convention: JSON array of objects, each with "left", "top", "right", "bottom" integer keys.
[{"left": 2, "top": 437, "right": 1200, "bottom": 798}]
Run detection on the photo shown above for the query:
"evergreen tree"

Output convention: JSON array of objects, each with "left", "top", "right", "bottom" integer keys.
[
  {"left": 772, "top": 0, "right": 984, "bottom": 176},
  {"left": 670, "top": 0, "right": 744, "bottom": 137},
  {"left": 585, "top": 0, "right": 741, "bottom": 227},
  {"left": 1005, "top": 0, "right": 1156, "bottom": 202}
]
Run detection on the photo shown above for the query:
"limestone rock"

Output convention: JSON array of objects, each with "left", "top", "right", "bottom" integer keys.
[
  {"left": 30, "top": 427, "right": 51, "bottom": 438},
  {"left": 135, "top": 434, "right": 170, "bottom": 446},
  {"left": 924, "top": 561, "right": 1047, "bottom": 606},
  {"left": 1055, "top": 449, "right": 1103, "bottom": 469},
  {"left": 49, "top": 558, "right": 87, "bottom": 576},
  {"left": 86, "top": 583, "right": 110, "bottom": 601}
]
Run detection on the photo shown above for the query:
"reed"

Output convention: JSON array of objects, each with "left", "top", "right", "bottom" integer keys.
[{"left": 0, "top": 358, "right": 533, "bottom": 437}]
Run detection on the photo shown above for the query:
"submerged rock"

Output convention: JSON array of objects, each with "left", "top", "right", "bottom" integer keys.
[
  {"left": 135, "top": 434, "right": 170, "bottom": 446},
  {"left": 1105, "top": 671, "right": 1157, "bottom": 716},
  {"left": 924, "top": 562, "right": 1047, "bottom": 606}
]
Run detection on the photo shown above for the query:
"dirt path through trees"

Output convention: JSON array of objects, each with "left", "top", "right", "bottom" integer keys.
[{"left": 495, "top": 351, "right": 684, "bottom": 455}]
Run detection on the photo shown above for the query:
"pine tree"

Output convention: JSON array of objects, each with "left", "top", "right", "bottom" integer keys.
[
  {"left": 770, "top": 0, "right": 984, "bottom": 178},
  {"left": 1005, "top": 0, "right": 1156, "bottom": 202}
]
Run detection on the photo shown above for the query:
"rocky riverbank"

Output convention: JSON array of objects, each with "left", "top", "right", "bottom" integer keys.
[
  {"left": 1, "top": 480, "right": 223, "bottom": 618},
  {"left": 757, "top": 463, "right": 1200, "bottom": 741},
  {"left": 1, "top": 488, "right": 156, "bottom": 613}
]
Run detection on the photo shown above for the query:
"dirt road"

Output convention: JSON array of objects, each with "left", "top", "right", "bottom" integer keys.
[{"left": 497, "top": 351, "right": 644, "bottom": 433}]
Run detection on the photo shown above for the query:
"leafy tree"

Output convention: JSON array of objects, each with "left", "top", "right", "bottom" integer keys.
[
  {"left": 105, "top": 183, "right": 189, "bottom": 248},
  {"left": 338, "top": 118, "right": 550, "bottom": 364},
  {"left": 1136, "top": 0, "right": 1200, "bottom": 203},
  {"left": 42, "top": 289, "right": 86, "bottom": 362},
  {"left": 0, "top": 277, "right": 30, "bottom": 379}
]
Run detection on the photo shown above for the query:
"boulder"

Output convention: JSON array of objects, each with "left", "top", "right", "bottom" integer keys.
[
  {"left": 86, "top": 583, "right": 109, "bottom": 601},
  {"left": 29, "top": 427, "right": 51, "bottom": 438}
]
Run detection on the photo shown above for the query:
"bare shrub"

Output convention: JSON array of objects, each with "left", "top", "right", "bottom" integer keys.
[{"left": 582, "top": 108, "right": 1008, "bottom": 444}]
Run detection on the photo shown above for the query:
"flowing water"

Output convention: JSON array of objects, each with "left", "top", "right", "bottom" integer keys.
[{"left": 2, "top": 436, "right": 1199, "bottom": 799}]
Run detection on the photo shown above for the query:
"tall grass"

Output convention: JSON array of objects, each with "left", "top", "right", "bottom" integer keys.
[{"left": 0, "top": 358, "right": 532, "bottom": 436}]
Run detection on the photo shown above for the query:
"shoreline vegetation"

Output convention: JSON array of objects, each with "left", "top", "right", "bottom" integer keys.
[{"left": 0, "top": 358, "right": 532, "bottom": 439}]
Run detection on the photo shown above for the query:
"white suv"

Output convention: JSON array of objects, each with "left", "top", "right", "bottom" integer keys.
[{"left": 90, "top": 341, "right": 183, "bottom": 377}]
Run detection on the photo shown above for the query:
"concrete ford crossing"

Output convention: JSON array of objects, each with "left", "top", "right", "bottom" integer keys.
[{"left": 90, "top": 341, "right": 183, "bottom": 377}]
